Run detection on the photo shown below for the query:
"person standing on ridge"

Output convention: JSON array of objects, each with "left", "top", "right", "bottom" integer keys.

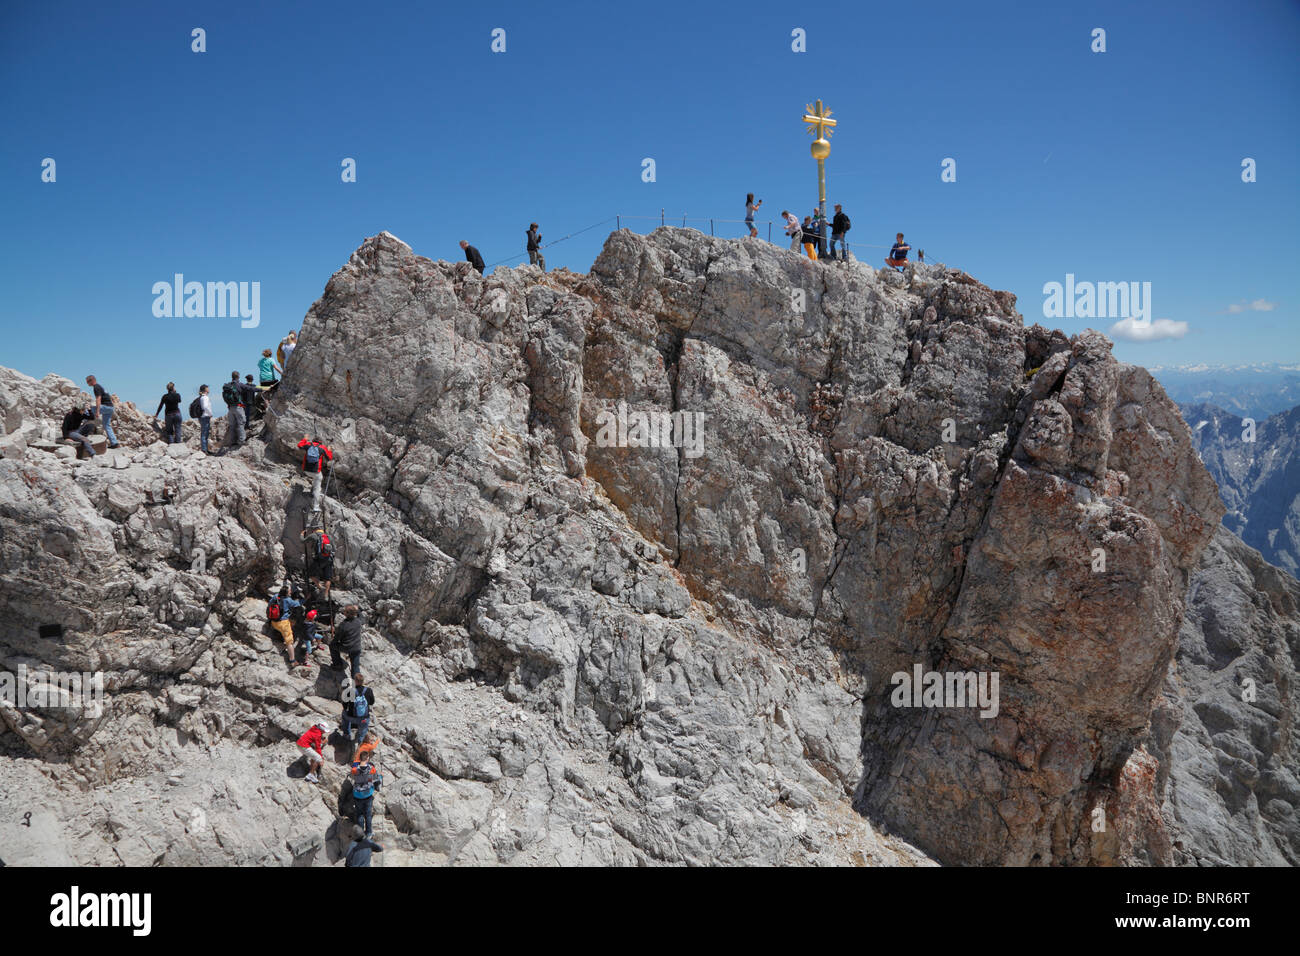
[
  {"left": 812, "top": 208, "right": 828, "bottom": 259},
  {"left": 298, "top": 435, "right": 334, "bottom": 515},
  {"left": 460, "top": 240, "right": 485, "bottom": 274},
  {"left": 241, "top": 375, "right": 261, "bottom": 424},
  {"left": 886, "top": 232, "right": 911, "bottom": 271},
  {"left": 197, "top": 384, "right": 213, "bottom": 454},
  {"left": 745, "top": 194, "right": 762, "bottom": 238},
  {"left": 830, "top": 204, "right": 851, "bottom": 262},
  {"left": 526, "top": 224, "right": 546, "bottom": 271},
  {"left": 85, "top": 375, "right": 118, "bottom": 448},
  {"left": 331, "top": 605, "right": 364, "bottom": 678},
  {"left": 782, "top": 210, "right": 802, "bottom": 252},
  {"left": 279, "top": 330, "right": 298, "bottom": 368},
  {"left": 154, "top": 382, "right": 184, "bottom": 444},
  {"left": 801, "top": 217, "right": 818, "bottom": 261},
  {"left": 222, "top": 373, "right": 245, "bottom": 449}
]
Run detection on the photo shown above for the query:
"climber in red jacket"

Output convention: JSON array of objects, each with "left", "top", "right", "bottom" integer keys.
[{"left": 297, "top": 436, "right": 334, "bottom": 515}]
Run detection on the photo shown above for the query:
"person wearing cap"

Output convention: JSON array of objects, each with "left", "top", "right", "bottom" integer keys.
[
  {"left": 299, "top": 608, "right": 323, "bottom": 665},
  {"left": 296, "top": 721, "right": 331, "bottom": 782}
]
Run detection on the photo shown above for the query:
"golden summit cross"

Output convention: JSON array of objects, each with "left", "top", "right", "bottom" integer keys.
[
  {"left": 801, "top": 99, "right": 836, "bottom": 233},
  {"left": 803, "top": 100, "right": 836, "bottom": 141}
]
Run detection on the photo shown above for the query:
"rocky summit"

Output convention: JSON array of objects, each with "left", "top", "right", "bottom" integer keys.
[{"left": 1, "top": 228, "right": 1295, "bottom": 866}]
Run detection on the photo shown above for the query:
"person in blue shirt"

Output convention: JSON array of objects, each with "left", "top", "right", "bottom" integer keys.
[
  {"left": 350, "top": 758, "right": 383, "bottom": 838},
  {"left": 269, "top": 585, "right": 302, "bottom": 661},
  {"left": 886, "top": 233, "right": 911, "bottom": 270}
]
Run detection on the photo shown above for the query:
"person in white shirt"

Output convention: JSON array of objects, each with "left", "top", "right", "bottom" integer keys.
[
  {"left": 279, "top": 330, "right": 298, "bottom": 368},
  {"left": 198, "top": 384, "right": 214, "bottom": 454},
  {"left": 782, "top": 210, "right": 802, "bottom": 252}
]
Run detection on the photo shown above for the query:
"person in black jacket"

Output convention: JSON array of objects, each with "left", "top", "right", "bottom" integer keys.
[
  {"left": 154, "top": 382, "right": 184, "bottom": 444},
  {"left": 331, "top": 604, "right": 364, "bottom": 677},
  {"left": 344, "top": 824, "right": 383, "bottom": 867},
  {"left": 61, "top": 406, "right": 98, "bottom": 457},
  {"left": 459, "top": 240, "right": 485, "bottom": 274},
  {"left": 526, "top": 224, "right": 545, "bottom": 271},
  {"left": 830, "top": 204, "right": 851, "bottom": 262},
  {"left": 239, "top": 375, "right": 260, "bottom": 425}
]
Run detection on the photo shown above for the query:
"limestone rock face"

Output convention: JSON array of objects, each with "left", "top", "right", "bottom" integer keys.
[{"left": 1, "top": 227, "right": 1284, "bottom": 867}]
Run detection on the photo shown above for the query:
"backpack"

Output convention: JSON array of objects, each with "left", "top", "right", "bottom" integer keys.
[
  {"left": 352, "top": 763, "right": 376, "bottom": 798},
  {"left": 352, "top": 689, "right": 369, "bottom": 720},
  {"left": 841, "top": 215, "right": 851, "bottom": 232},
  {"left": 267, "top": 599, "right": 283, "bottom": 621},
  {"left": 314, "top": 532, "right": 334, "bottom": 560},
  {"left": 305, "top": 443, "right": 322, "bottom": 469},
  {"left": 188, "top": 397, "right": 202, "bottom": 420},
  {"left": 222, "top": 382, "right": 240, "bottom": 406}
]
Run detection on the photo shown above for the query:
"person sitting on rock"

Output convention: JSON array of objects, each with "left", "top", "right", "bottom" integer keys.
[
  {"left": 297, "top": 436, "right": 334, "bottom": 516},
  {"left": 344, "top": 824, "right": 383, "bottom": 867},
  {"left": 349, "top": 757, "right": 383, "bottom": 838},
  {"left": 341, "top": 672, "right": 375, "bottom": 746},
  {"left": 296, "top": 721, "right": 331, "bottom": 783},
  {"left": 269, "top": 585, "right": 301, "bottom": 661},
  {"left": 61, "top": 405, "right": 98, "bottom": 458},
  {"left": 886, "top": 232, "right": 911, "bottom": 271}
]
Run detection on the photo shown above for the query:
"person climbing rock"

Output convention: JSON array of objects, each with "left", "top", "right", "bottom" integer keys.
[
  {"left": 85, "top": 375, "right": 118, "bottom": 448},
  {"left": 782, "top": 210, "right": 801, "bottom": 252},
  {"left": 344, "top": 824, "right": 383, "bottom": 867},
  {"left": 459, "top": 240, "right": 485, "bottom": 274},
  {"left": 154, "top": 382, "right": 184, "bottom": 444},
  {"left": 258, "top": 348, "right": 282, "bottom": 387},
  {"left": 196, "top": 385, "right": 213, "bottom": 454},
  {"left": 297, "top": 436, "right": 334, "bottom": 515},
  {"left": 349, "top": 757, "right": 382, "bottom": 837},
  {"left": 744, "top": 193, "right": 762, "bottom": 238},
  {"left": 331, "top": 604, "right": 364, "bottom": 677},
  {"left": 296, "top": 721, "right": 331, "bottom": 783},
  {"left": 352, "top": 730, "right": 380, "bottom": 765},
  {"left": 304, "top": 525, "right": 335, "bottom": 600},
  {"left": 830, "top": 204, "right": 851, "bottom": 262},
  {"left": 222, "top": 373, "right": 246, "bottom": 448},
  {"left": 341, "top": 672, "right": 375, "bottom": 746},
  {"left": 886, "top": 232, "right": 911, "bottom": 270},
  {"left": 300, "top": 608, "right": 323, "bottom": 665},
  {"left": 268, "top": 585, "right": 301, "bottom": 661},
  {"left": 526, "top": 223, "right": 546, "bottom": 271},
  {"left": 61, "top": 405, "right": 98, "bottom": 458}
]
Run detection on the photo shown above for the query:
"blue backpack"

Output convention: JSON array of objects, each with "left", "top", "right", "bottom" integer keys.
[
  {"left": 305, "top": 443, "right": 322, "bottom": 469},
  {"left": 352, "top": 688, "right": 369, "bottom": 720},
  {"left": 352, "top": 763, "right": 377, "bottom": 799}
]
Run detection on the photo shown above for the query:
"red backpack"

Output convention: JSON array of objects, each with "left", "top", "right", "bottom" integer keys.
[{"left": 267, "top": 599, "right": 283, "bottom": 621}]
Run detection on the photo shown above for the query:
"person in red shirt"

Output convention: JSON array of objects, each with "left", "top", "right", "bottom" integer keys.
[
  {"left": 297, "top": 435, "right": 334, "bottom": 515},
  {"left": 296, "top": 721, "right": 332, "bottom": 783}
]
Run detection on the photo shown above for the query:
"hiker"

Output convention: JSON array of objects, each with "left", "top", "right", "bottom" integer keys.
[
  {"left": 352, "top": 730, "right": 380, "bottom": 765},
  {"left": 296, "top": 720, "right": 331, "bottom": 783},
  {"left": 194, "top": 385, "right": 213, "bottom": 454},
  {"left": 344, "top": 824, "right": 383, "bottom": 867},
  {"left": 744, "top": 194, "right": 762, "bottom": 238},
  {"left": 222, "top": 373, "right": 246, "bottom": 448},
  {"left": 830, "top": 204, "right": 851, "bottom": 262},
  {"left": 782, "top": 210, "right": 802, "bottom": 252},
  {"left": 241, "top": 375, "right": 263, "bottom": 424},
  {"left": 526, "top": 224, "right": 546, "bottom": 271},
  {"left": 84, "top": 375, "right": 118, "bottom": 449},
  {"left": 886, "top": 233, "right": 911, "bottom": 270},
  {"left": 801, "top": 217, "right": 818, "bottom": 261},
  {"left": 341, "top": 672, "right": 375, "bottom": 746},
  {"left": 812, "top": 209, "right": 828, "bottom": 258},
  {"left": 269, "top": 585, "right": 301, "bottom": 661},
  {"left": 154, "top": 382, "right": 184, "bottom": 444},
  {"left": 299, "top": 608, "right": 324, "bottom": 665},
  {"left": 349, "top": 757, "right": 383, "bottom": 837},
  {"left": 258, "top": 348, "right": 282, "bottom": 387},
  {"left": 304, "top": 526, "right": 335, "bottom": 600},
  {"left": 279, "top": 330, "right": 298, "bottom": 368},
  {"left": 297, "top": 436, "right": 334, "bottom": 515},
  {"left": 61, "top": 405, "right": 97, "bottom": 458},
  {"left": 331, "top": 605, "right": 364, "bottom": 677},
  {"left": 459, "top": 240, "right": 485, "bottom": 275}
]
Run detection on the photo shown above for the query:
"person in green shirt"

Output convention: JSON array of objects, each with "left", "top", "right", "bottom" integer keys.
[{"left": 258, "top": 348, "right": 283, "bottom": 386}]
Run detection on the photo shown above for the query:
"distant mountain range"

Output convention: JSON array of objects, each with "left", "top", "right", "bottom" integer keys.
[
  {"left": 1152, "top": 362, "right": 1300, "bottom": 420},
  {"left": 1180, "top": 401, "right": 1300, "bottom": 578}
]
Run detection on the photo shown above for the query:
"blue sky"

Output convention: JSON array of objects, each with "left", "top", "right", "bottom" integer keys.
[{"left": 1, "top": 0, "right": 1297, "bottom": 408}]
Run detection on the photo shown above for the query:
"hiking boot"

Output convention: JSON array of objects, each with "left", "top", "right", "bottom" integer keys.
[{"left": 305, "top": 772, "right": 319, "bottom": 783}]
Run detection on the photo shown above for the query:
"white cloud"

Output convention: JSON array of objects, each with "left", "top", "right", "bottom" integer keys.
[
  {"left": 1224, "top": 299, "right": 1277, "bottom": 313},
  {"left": 1108, "top": 317, "right": 1189, "bottom": 342}
]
